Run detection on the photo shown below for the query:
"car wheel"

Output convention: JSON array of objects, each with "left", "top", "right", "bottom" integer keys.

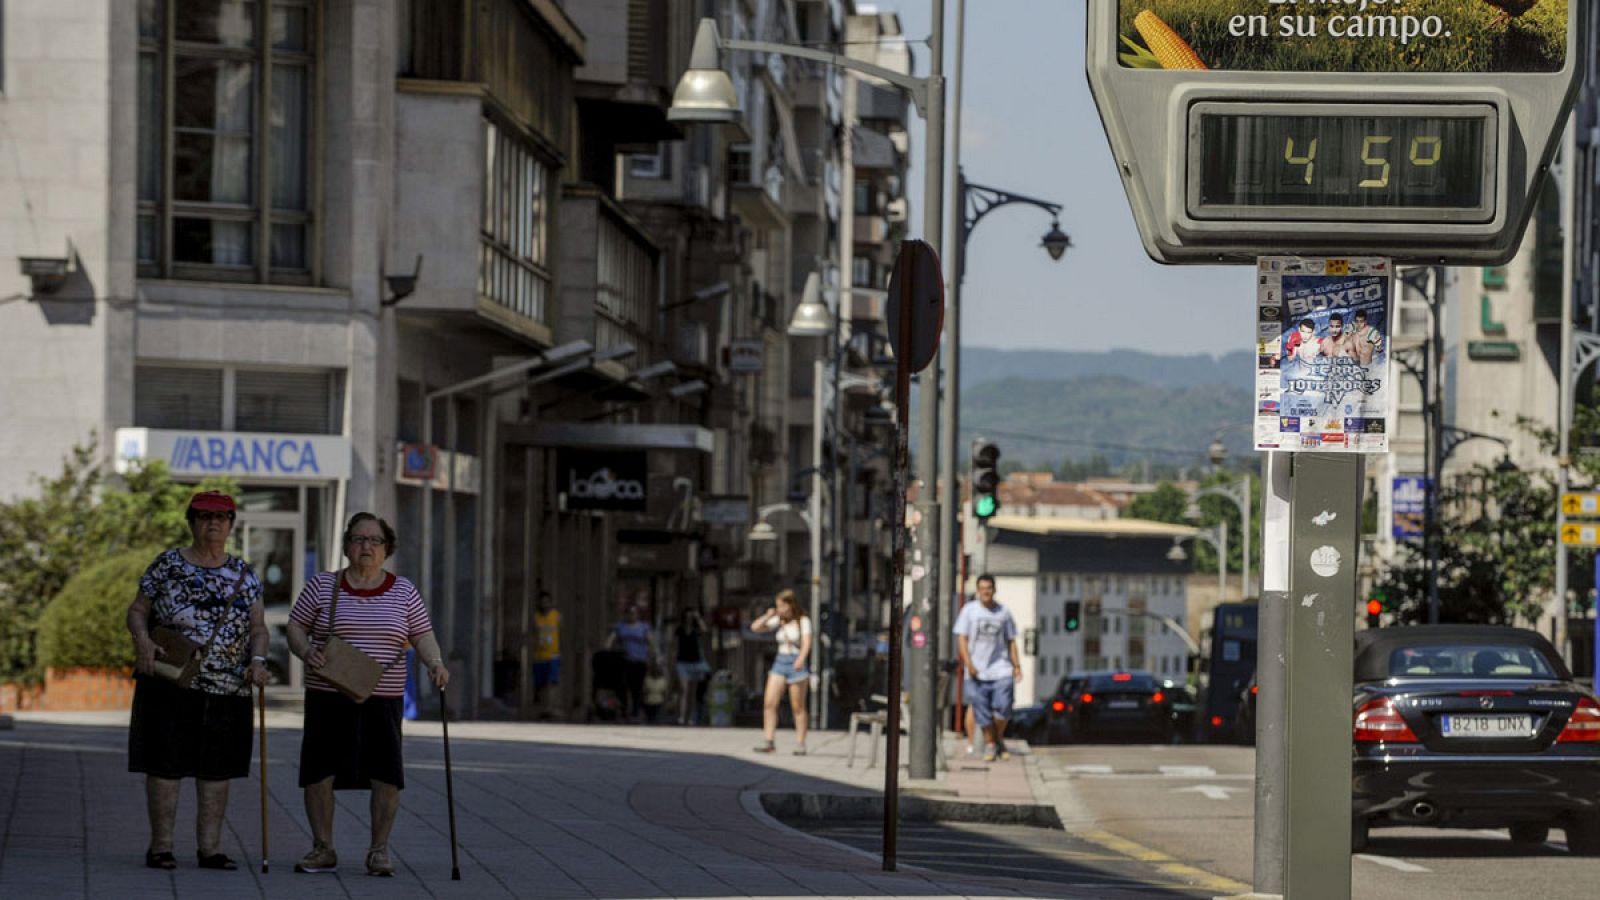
[
  {"left": 1508, "top": 823, "right": 1550, "bottom": 845},
  {"left": 1351, "top": 816, "right": 1370, "bottom": 853},
  {"left": 1568, "top": 813, "right": 1600, "bottom": 856}
]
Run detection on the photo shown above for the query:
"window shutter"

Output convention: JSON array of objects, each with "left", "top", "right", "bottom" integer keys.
[
  {"left": 135, "top": 366, "right": 224, "bottom": 430},
  {"left": 234, "top": 369, "right": 340, "bottom": 434}
]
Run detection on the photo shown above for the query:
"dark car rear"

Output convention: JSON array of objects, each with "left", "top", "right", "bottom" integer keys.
[
  {"left": 1351, "top": 626, "right": 1600, "bottom": 855},
  {"left": 1065, "top": 671, "right": 1173, "bottom": 743}
]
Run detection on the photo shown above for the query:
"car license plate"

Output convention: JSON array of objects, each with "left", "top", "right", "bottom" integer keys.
[
  {"left": 1108, "top": 700, "right": 1139, "bottom": 710},
  {"left": 1440, "top": 714, "right": 1533, "bottom": 738}
]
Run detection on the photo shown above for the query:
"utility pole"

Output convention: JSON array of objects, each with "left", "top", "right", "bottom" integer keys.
[
  {"left": 908, "top": 0, "right": 946, "bottom": 782},
  {"left": 937, "top": 0, "right": 968, "bottom": 728}
]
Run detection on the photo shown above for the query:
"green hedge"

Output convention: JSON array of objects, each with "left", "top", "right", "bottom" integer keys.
[{"left": 36, "top": 547, "right": 162, "bottom": 670}]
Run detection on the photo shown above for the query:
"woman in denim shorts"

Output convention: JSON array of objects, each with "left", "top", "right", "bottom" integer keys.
[{"left": 750, "top": 590, "right": 813, "bottom": 755}]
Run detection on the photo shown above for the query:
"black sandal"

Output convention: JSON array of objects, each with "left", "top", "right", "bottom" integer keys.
[
  {"left": 197, "top": 852, "right": 238, "bottom": 871},
  {"left": 145, "top": 850, "right": 177, "bottom": 870}
]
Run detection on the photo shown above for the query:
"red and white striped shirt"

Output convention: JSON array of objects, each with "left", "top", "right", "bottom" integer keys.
[{"left": 290, "top": 571, "right": 433, "bottom": 698}]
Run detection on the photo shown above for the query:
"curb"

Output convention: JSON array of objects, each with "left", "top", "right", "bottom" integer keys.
[{"left": 758, "top": 790, "right": 1064, "bottom": 829}]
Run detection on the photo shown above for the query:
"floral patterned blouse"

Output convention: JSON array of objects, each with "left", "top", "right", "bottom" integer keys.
[{"left": 139, "top": 549, "right": 262, "bottom": 696}]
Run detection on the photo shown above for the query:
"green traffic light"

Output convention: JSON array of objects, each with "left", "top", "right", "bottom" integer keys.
[{"left": 975, "top": 494, "right": 997, "bottom": 518}]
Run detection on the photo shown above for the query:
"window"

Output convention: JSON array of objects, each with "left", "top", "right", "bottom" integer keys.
[
  {"left": 134, "top": 364, "right": 341, "bottom": 433},
  {"left": 1052, "top": 616, "right": 1060, "bottom": 635},
  {"left": 135, "top": 366, "right": 224, "bottom": 430},
  {"left": 595, "top": 213, "right": 657, "bottom": 356},
  {"left": 1053, "top": 575, "right": 1063, "bottom": 594},
  {"left": 480, "top": 117, "right": 553, "bottom": 322},
  {"left": 138, "top": 0, "right": 316, "bottom": 282},
  {"left": 628, "top": 144, "right": 668, "bottom": 179},
  {"left": 851, "top": 256, "right": 873, "bottom": 289}
]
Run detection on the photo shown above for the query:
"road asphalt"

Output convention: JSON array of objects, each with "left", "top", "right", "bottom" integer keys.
[{"left": 0, "top": 697, "right": 1244, "bottom": 899}]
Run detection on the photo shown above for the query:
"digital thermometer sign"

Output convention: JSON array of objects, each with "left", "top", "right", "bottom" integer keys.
[{"left": 1189, "top": 104, "right": 1495, "bottom": 223}]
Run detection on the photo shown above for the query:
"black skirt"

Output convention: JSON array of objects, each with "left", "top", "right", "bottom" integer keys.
[
  {"left": 298, "top": 689, "right": 406, "bottom": 790},
  {"left": 127, "top": 675, "right": 253, "bottom": 781}
]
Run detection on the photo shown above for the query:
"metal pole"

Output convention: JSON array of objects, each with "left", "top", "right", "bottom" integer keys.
[
  {"left": 811, "top": 357, "right": 826, "bottom": 722},
  {"left": 908, "top": 0, "right": 947, "bottom": 783},
  {"left": 1282, "top": 453, "right": 1359, "bottom": 899},
  {"left": 1218, "top": 520, "right": 1228, "bottom": 602},
  {"left": 1241, "top": 480, "right": 1252, "bottom": 600},
  {"left": 828, "top": 316, "right": 845, "bottom": 729},
  {"left": 883, "top": 246, "right": 918, "bottom": 872},
  {"left": 937, "top": 0, "right": 968, "bottom": 710},
  {"left": 1557, "top": 113, "right": 1579, "bottom": 660},
  {"left": 1252, "top": 451, "right": 1291, "bottom": 896},
  {"left": 1427, "top": 267, "right": 1444, "bottom": 624}
]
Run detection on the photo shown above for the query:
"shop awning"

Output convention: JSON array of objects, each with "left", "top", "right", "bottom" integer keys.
[{"left": 513, "top": 423, "right": 714, "bottom": 453}]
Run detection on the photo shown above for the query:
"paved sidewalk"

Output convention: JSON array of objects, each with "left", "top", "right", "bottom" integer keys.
[{"left": 0, "top": 706, "right": 1196, "bottom": 898}]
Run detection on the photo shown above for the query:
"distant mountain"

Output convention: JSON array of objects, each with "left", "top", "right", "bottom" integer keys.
[
  {"left": 961, "top": 347, "right": 1255, "bottom": 393},
  {"left": 955, "top": 373, "right": 1254, "bottom": 469}
]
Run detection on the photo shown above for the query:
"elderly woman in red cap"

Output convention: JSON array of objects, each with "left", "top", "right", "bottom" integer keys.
[{"left": 125, "top": 491, "right": 268, "bottom": 872}]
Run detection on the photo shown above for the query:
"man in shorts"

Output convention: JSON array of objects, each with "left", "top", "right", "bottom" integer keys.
[
  {"left": 953, "top": 574, "right": 1022, "bottom": 762},
  {"left": 532, "top": 591, "right": 560, "bottom": 715}
]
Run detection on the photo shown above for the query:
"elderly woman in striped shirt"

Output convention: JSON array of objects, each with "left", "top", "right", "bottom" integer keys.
[{"left": 285, "top": 513, "right": 449, "bottom": 877}]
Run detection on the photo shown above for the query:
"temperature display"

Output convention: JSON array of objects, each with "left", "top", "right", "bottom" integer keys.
[{"left": 1191, "top": 107, "right": 1494, "bottom": 223}]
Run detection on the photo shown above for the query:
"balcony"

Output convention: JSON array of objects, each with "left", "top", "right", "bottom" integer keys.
[
  {"left": 390, "top": 86, "right": 553, "bottom": 346},
  {"left": 568, "top": 0, "right": 681, "bottom": 144},
  {"left": 558, "top": 184, "right": 661, "bottom": 358}
]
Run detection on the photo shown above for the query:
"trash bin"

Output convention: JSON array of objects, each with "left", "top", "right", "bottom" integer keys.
[{"left": 706, "top": 670, "right": 736, "bottom": 727}]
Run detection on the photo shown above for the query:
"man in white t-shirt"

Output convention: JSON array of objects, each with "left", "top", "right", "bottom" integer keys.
[{"left": 953, "top": 574, "right": 1021, "bottom": 762}]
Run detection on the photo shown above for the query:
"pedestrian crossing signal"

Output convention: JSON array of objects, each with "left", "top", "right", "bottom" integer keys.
[{"left": 1366, "top": 598, "right": 1383, "bottom": 629}]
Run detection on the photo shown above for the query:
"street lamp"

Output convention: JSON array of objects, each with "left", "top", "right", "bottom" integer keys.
[
  {"left": 941, "top": 170, "right": 1070, "bottom": 675},
  {"left": 1192, "top": 479, "right": 1252, "bottom": 601},
  {"left": 1168, "top": 521, "right": 1228, "bottom": 603}
]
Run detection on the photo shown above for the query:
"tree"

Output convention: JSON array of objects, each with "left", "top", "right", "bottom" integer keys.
[
  {"left": 0, "top": 438, "right": 236, "bottom": 682},
  {"left": 1129, "top": 482, "right": 1187, "bottom": 523}
]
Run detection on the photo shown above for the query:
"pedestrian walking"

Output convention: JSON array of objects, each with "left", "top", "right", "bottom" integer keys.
[
  {"left": 285, "top": 513, "right": 450, "bottom": 877},
  {"left": 672, "top": 607, "right": 711, "bottom": 725},
  {"left": 954, "top": 574, "right": 1022, "bottom": 762},
  {"left": 532, "top": 590, "right": 560, "bottom": 716},
  {"left": 126, "top": 491, "right": 269, "bottom": 871},
  {"left": 607, "top": 605, "right": 653, "bottom": 721},
  {"left": 750, "top": 590, "right": 812, "bottom": 755}
]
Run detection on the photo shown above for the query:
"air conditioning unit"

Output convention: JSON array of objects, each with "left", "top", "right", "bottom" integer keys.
[
  {"left": 885, "top": 197, "right": 908, "bottom": 223},
  {"left": 675, "top": 322, "right": 710, "bottom": 368}
]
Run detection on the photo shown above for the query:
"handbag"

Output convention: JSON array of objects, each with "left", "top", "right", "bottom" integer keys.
[
  {"left": 148, "top": 569, "right": 243, "bottom": 689},
  {"left": 315, "top": 574, "right": 386, "bottom": 703}
]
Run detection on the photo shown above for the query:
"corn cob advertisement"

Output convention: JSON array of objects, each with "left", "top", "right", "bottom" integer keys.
[
  {"left": 1255, "top": 257, "right": 1393, "bottom": 453},
  {"left": 1119, "top": 1, "right": 1568, "bottom": 73}
]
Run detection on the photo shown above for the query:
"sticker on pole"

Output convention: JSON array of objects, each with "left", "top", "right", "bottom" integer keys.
[
  {"left": 1116, "top": 2, "right": 1569, "bottom": 73},
  {"left": 885, "top": 239, "right": 944, "bottom": 375},
  {"left": 1254, "top": 257, "right": 1393, "bottom": 453}
]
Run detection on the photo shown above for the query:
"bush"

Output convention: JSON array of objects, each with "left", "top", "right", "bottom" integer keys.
[{"left": 36, "top": 547, "right": 163, "bottom": 670}]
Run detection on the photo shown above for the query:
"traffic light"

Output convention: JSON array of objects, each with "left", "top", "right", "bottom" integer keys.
[
  {"left": 971, "top": 440, "right": 1001, "bottom": 521},
  {"left": 1365, "top": 598, "right": 1382, "bottom": 629},
  {"left": 1064, "top": 600, "right": 1082, "bottom": 633}
]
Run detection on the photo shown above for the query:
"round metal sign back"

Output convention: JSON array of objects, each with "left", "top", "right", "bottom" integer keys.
[{"left": 885, "top": 239, "right": 944, "bottom": 374}]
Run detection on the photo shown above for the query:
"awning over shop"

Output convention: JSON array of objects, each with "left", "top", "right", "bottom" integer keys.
[{"left": 513, "top": 422, "right": 714, "bottom": 453}]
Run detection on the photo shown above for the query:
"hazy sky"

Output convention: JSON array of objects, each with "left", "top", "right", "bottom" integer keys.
[{"left": 864, "top": 0, "right": 1256, "bottom": 356}]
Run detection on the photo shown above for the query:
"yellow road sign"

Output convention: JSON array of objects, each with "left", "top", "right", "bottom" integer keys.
[
  {"left": 1560, "top": 523, "right": 1600, "bottom": 547},
  {"left": 1561, "top": 492, "right": 1600, "bottom": 518}
]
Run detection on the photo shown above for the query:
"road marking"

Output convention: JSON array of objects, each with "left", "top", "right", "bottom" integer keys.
[
  {"left": 1077, "top": 829, "right": 1251, "bottom": 896},
  {"left": 1064, "top": 764, "right": 1114, "bottom": 774},
  {"left": 1171, "top": 784, "right": 1244, "bottom": 801},
  {"left": 1355, "top": 853, "right": 1430, "bottom": 873},
  {"left": 1158, "top": 764, "right": 1216, "bottom": 777}
]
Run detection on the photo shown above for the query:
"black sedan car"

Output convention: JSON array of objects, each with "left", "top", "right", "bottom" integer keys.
[
  {"left": 1055, "top": 671, "right": 1174, "bottom": 743},
  {"left": 1351, "top": 626, "right": 1600, "bottom": 855}
]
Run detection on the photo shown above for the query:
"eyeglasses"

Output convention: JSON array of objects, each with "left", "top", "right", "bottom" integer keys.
[{"left": 348, "top": 536, "right": 387, "bottom": 547}]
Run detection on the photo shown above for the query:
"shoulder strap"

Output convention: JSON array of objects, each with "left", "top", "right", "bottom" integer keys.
[
  {"left": 321, "top": 572, "right": 342, "bottom": 640},
  {"left": 196, "top": 561, "right": 247, "bottom": 661}
]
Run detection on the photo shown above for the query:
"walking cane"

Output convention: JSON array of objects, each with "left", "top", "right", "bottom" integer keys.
[
  {"left": 440, "top": 685, "right": 461, "bottom": 881},
  {"left": 257, "top": 681, "right": 269, "bottom": 873}
]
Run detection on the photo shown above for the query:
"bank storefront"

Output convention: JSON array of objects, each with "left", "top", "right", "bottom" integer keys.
[{"left": 114, "top": 427, "right": 352, "bottom": 686}]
